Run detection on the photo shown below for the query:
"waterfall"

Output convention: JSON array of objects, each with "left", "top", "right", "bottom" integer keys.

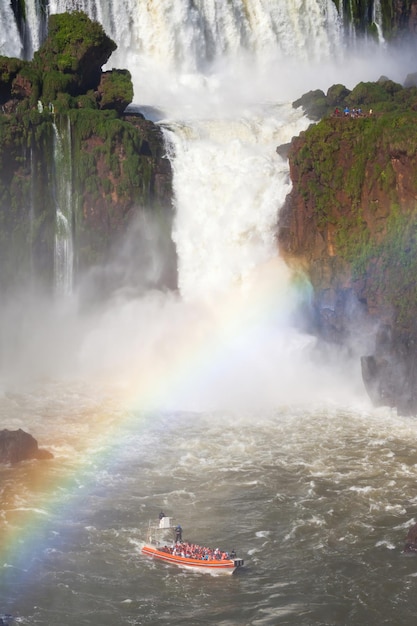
[
  {"left": 24, "top": 0, "right": 48, "bottom": 59},
  {"left": 373, "top": 0, "right": 385, "bottom": 44},
  {"left": 4, "top": 0, "right": 410, "bottom": 302},
  {"left": 0, "top": 2, "right": 22, "bottom": 57},
  {"left": 2, "top": 0, "right": 413, "bottom": 403},
  {"left": 9, "top": 0, "right": 401, "bottom": 67},
  {"left": 13, "top": 0, "right": 346, "bottom": 301},
  {"left": 52, "top": 116, "right": 74, "bottom": 295},
  {"left": 164, "top": 108, "right": 310, "bottom": 300},
  {"left": 21, "top": 1, "right": 344, "bottom": 65}
]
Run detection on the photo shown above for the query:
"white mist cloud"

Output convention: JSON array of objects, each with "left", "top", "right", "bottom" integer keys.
[
  {"left": 0, "top": 252, "right": 370, "bottom": 414},
  {"left": 126, "top": 35, "right": 417, "bottom": 121}
]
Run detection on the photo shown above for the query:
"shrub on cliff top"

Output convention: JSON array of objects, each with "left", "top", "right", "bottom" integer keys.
[
  {"left": 346, "top": 80, "right": 402, "bottom": 106},
  {"left": 98, "top": 70, "right": 133, "bottom": 114},
  {"left": 0, "top": 11, "right": 133, "bottom": 114},
  {"left": 294, "top": 76, "right": 416, "bottom": 119},
  {"left": 33, "top": 11, "right": 117, "bottom": 98},
  {"left": 35, "top": 11, "right": 116, "bottom": 71},
  {"left": 326, "top": 83, "right": 351, "bottom": 107}
]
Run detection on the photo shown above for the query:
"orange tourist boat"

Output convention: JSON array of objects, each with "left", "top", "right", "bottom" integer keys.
[{"left": 141, "top": 515, "right": 244, "bottom": 574}]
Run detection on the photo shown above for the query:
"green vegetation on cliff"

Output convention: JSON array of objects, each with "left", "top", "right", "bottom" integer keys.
[
  {"left": 293, "top": 77, "right": 417, "bottom": 120},
  {"left": 287, "top": 78, "right": 417, "bottom": 330},
  {"left": 0, "top": 10, "right": 132, "bottom": 112},
  {"left": 33, "top": 11, "right": 116, "bottom": 97},
  {"left": 0, "top": 11, "right": 172, "bottom": 291}
]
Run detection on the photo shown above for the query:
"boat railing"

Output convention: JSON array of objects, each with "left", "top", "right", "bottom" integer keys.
[{"left": 146, "top": 517, "right": 176, "bottom": 545}]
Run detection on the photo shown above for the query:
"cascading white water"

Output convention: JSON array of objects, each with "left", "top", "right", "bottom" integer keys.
[
  {"left": 0, "top": 2, "right": 22, "bottom": 57},
  {"left": 164, "top": 108, "right": 310, "bottom": 300},
  {"left": 52, "top": 115, "right": 74, "bottom": 295},
  {"left": 24, "top": 0, "right": 47, "bottom": 59},
  {"left": 373, "top": 0, "right": 386, "bottom": 43},
  {"left": 22, "top": 0, "right": 343, "bottom": 301},
  {"left": 43, "top": 0, "right": 343, "bottom": 71}
]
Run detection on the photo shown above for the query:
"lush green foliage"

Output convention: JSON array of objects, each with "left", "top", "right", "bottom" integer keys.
[
  {"left": 293, "top": 77, "right": 417, "bottom": 328},
  {"left": 34, "top": 11, "right": 116, "bottom": 72},
  {"left": 294, "top": 78, "right": 417, "bottom": 120},
  {"left": 0, "top": 11, "right": 161, "bottom": 289},
  {"left": 99, "top": 70, "right": 134, "bottom": 114},
  {"left": 0, "top": 56, "right": 25, "bottom": 84}
]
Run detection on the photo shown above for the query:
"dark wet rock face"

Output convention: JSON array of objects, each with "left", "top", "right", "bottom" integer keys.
[
  {"left": 404, "top": 522, "right": 417, "bottom": 554},
  {"left": 0, "top": 429, "right": 53, "bottom": 464}
]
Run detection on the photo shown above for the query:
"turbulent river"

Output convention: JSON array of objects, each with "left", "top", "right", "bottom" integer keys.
[
  {"left": 3, "top": 1, "right": 417, "bottom": 624},
  {"left": 2, "top": 384, "right": 417, "bottom": 625}
]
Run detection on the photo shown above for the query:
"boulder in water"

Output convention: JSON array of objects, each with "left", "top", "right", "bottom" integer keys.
[
  {"left": 404, "top": 522, "right": 417, "bottom": 554},
  {"left": 0, "top": 428, "right": 53, "bottom": 464}
]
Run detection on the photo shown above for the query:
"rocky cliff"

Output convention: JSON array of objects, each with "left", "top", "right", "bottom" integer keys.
[
  {"left": 0, "top": 11, "right": 175, "bottom": 295},
  {"left": 279, "top": 77, "right": 417, "bottom": 415},
  {"left": 334, "top": 0, "right": 417, "bottom": 37},
  {"left": 0, "top": 429, "right": 53, "bottom": 464}
]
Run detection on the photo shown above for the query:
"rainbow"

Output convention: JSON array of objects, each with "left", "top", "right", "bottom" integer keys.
[{"left": 0, "top": 258, "right": 311, "bottom": 597}]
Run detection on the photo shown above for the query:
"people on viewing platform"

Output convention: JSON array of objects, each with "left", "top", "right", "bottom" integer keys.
[{"left": 333, "top": 106, "right": 365, "bottom": 118}]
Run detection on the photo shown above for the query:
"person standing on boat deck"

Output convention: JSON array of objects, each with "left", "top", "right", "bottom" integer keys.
[
  {"left": 159, "top": 511, "right": 165, "bottom": 520},
  {"left": 175, "top": 524, "right": 182, "bottom": 542}
]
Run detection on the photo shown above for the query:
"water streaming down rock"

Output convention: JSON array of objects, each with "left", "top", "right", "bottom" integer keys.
[
  {"left": 0, "top": 2, "right": 22, "bottom": 57},
  {"left": 372, "top": 0, "right": 385, "bottom": 43},
  {"left": 23, "top": 0, "right": 48, "bottom": 59},
  {"left": 6, "top": 1, "right": 414, "bottom": 376},
  {"left": 52, "top": 114, "right": 74, "bottom": 295},
  {"left": 163, "top": 110, "right": 311, "bottom": 300},
  {"left": 1, "top": 3, "right": 414, "bottom": 369},
  {"left": 20, "top": 0, "right": 345, "bottom": 67}
]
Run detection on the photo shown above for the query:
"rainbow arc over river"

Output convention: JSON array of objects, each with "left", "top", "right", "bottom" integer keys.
[{"left": 0, "top": 258, "right": 310, "bottom": 580}]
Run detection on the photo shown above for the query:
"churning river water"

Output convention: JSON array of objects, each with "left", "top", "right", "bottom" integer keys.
[{"left": 1, "top": 380, "right": 417, "bottom": 626}]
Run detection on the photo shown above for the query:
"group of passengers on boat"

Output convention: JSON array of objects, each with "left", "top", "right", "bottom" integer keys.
[
  {"left": 157, "top": 512, "right": 236, "bottom": 561},
  {"left": 160, "top": 541, "right": 235, "bottom": 561}
]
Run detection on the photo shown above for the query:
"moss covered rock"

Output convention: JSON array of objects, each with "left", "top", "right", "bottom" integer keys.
[
  {"left": 0, "top": 11, "right": 174, "bottom": 294},
  {"left": 33, "top": 11, "right": 117, "bottom": 101},
  {"left": 97, "top": 69, "right": 134, "bottom": 114},
  {"left": 293, "top": 76, "right": 417, "bottom": 120},
  {"left": 0, "top": 11, "right": 132, "bottom": 112},
  {"left": 280, "top": 77, "right": 417, "bottom": 414}
]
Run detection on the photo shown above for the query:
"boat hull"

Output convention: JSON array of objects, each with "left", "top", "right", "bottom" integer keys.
[{"left": 141, "top": 545, "right": 243, "bottom": 574}]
